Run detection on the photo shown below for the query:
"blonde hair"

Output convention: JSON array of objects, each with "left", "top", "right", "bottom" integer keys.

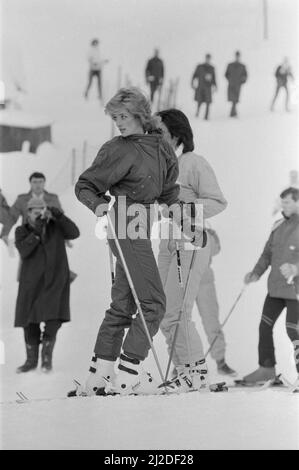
[{"left": 105, "top": 87, "right": 153, "bottom": 132}]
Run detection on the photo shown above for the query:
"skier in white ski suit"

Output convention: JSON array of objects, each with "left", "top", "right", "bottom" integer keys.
[{"left": 155, "top": 109, "right": 227, "bottom": 392}]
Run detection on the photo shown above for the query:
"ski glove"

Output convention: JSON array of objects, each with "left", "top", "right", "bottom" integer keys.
[{"left": 280, "top": 263, "right": 298, "bottom": 281}]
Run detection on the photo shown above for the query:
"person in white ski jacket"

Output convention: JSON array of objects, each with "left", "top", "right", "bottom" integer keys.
[
  {"left": 155, "top": 108, "right": 228, "bottom": 392},
  {"left": 84, "top": 38, "right": 108, "bottom": 102}
]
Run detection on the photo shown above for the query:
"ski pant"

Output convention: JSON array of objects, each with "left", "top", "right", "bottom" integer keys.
[
  {"left": 94, "top": 236, "right": 166, "bottom": 362},
  {"left": 85, "top": 70, "right": 102, "bottom": 99},
  {"left": 258, "top": 294, "right": 299, "bottom": 373},
  {"left": 195, "top": 265, "right": 226, "bottom": 362},
  {"left": 271, "top": 84, "right": 289, "bottom": 110},
  {"left": 149, "top": 80, "right": 161, "bottom": 103},
  {"left": 158, "top": 237, "right": 211, "bottom": 366},
  {"left": 24, "top": 320, "right": 62, "bottom": 345}
]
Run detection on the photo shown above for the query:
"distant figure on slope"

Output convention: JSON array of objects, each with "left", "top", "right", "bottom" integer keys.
[
  {"left": 145, "top": 48, "right": 164, "bottom": 106},
  {"left": 84, "top": 38, "right": 109, "bottom": 103},
  {"left": 243, "top": 187, "right": 299, "bottom": 385},
  {"left": 15, "top": 198, "right": 80, "bottom": 373},
  {"left": 224, "top": 51, "right": 248, "bottom": 118},
  {"left": 270, "top": 57, "right": 294, "bottom": 112},
  {"left": 191, "top": 54, "right": 217, "bottom": 120}
]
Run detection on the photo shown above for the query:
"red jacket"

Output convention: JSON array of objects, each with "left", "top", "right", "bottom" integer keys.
[
  {"left": 252, "top": 213, "right": 299, "bottom": 300},
  {"left": 75, "top": 134, "right": 180, "bottom": 211}
]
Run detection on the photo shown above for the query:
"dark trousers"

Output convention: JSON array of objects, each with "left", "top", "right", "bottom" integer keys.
[
  {"left": 149, "top": 81, "right": 161, "bottom": 103},
  {"left": 196, "top": 101, "right": 210, "bottom": 120},
  {"left": 271, "top": 84, "right": 289, "bottom": 110},
  {"left": 85, "top": 70, "right": 102, "bottom": 99},
  {"left": 258, "top": 294, "right": 299, "bottom": 372},
  {"left": 230, "top": 102, "right": 237, "bottom": 117},
  {"left": 24, "top": 320, "right": 62, "bottom": 345},
  {"left": 94, "top": 237, "right": 166, "bottom": 362}
]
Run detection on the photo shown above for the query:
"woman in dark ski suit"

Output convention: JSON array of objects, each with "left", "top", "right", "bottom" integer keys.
[
  {"left": 15, "top": 198, "right": 80, "bottom": 373},
  {"left": 74, "top": 87, "right": 201, "bottom": 395}
]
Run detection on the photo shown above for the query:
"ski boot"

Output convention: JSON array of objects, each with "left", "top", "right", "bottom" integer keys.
[
  {"left": 106, "top": 354, "right": 160, "bottom": 396},
  {"left": 242, "top": 366, "right": 276, "bottom": 385},
  {"left": 41, "top": 339, "right": 56, "bottom": 373},
  {"left": 160, "top": 359, "right": 209, "bottom": 394},
  {"left": 16, "top": 343, "right": 39, "bottom": 373},
  {"left": 67, "top": 356, "right": 116, "bottom": 397}
]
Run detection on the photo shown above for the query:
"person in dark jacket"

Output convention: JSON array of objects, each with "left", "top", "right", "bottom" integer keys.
[
  {"left": 74, "top": 87, "right": 203, "bottom": 396},
  {"left": 15, "top": 197, "right": 80, "bottom": 373},
  {"left": 145, "top": 49, "right": 164, "bottom": 104},
  {"left": 225, "top": 51, "right": 248, "bottom": 117},
  {"left": 243, "top": 187, "right": 299, "bottom": 385},
  {"left": 270, "top": 57, "right": 294, "bottom": 112},
  {"left": 191, "top": 54, "right": 217, "bottom": 120},
  {"left": 0, "top": 172, "right": 63, "bottom": 244}
]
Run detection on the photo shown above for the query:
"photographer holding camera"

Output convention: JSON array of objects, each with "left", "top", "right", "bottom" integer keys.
[{"left": 14, "top": 197, "right": 80, "bottom": 373}]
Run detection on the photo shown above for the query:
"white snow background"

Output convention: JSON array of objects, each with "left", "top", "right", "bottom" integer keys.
[{"left": 0, "top": 0, "right": 298, "bottom": 450}]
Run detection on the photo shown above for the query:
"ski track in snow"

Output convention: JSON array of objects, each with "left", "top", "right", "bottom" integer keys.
[{"left": 1, "top": 0, "right": 299, "bottom": 450}]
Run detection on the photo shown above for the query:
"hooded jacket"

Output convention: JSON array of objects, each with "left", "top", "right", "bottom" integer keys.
[{"left": 75, "top": 134, "right": 180, "bottom": 212}]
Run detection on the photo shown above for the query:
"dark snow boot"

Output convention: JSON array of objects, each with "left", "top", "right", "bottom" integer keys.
[
  {"left": 41, "top": 339, "right": 56, "bottom": 372},
  {"left": 16, "top": 343, "right": 39, "bottom": 373},
  {"left": 217, "top": 359, "right": 237, "bottom": 377},
  {"left": 242, "top": 366, "right": 276, "bottom": 384}
]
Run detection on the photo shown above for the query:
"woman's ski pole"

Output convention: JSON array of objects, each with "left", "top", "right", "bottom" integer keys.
[
  {"left": 108, "top": 246, "right": 115, "bottom": 284},
  {"left": 106, "top": 213, "right": 166, "bottom": 388},
  {"left": 164, "top": 247, "right": 197, "bottom": 383},
  {"left": 204, "top": 284, "right": 247, "bottom": 359}
]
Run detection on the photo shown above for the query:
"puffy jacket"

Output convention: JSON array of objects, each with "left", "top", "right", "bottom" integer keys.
[
  {"left": 252, "top": 213, "right": 299, "bottom": 300},
  {"left": 75, "top": 134, "right": 180, "bottom": 212}
]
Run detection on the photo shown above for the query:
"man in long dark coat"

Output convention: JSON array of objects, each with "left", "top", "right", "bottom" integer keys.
[
  {"left": 225, "top": 51, "right": 248, "bottom": 117},
  {"left": 15, "top": 197, "right": 80, "bottom": 373},
  {"left": 191, "top": 54, "right": 217, "bottom": 120},
  {"left": 145, "top": 49, "right": 164, "bottom": 104}
]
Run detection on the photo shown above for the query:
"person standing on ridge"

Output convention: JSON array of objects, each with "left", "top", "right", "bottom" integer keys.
[
  {"left": 224, "top": 51, "right": 248, "bottom": 118},
  {"left": 84, "top": 38, "right": 109, "bottom": 103},
  {"left": 145, "top": 49, "right": 164, "bottom": 105},
  {"left": 191, "top": 54, "right": 217, "bottom": 120},
  {"left": 270, "top": 57, "right": 294, "bottom": 112}
]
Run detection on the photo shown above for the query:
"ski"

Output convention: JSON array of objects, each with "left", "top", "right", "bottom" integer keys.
[
  {"left": 2, "top": 376, "right": 298, "bottom": 406},
  {"left": 229, "top": 374, "right": 299, "bottom": 393},
  {"left": 0, "top": 380, "right": 230, "bottom": 406}
]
